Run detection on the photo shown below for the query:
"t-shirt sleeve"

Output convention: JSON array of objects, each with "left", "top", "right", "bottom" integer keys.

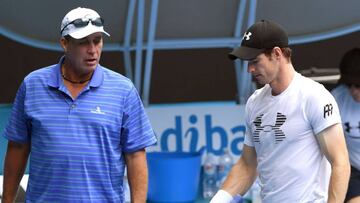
[
  {"left": 305, "top": 85, "right": 341, "bottom": 135},
  {"left": 121, "top": 85, "right": 157, "bottom": 153},
  {"left": 3, "top": 81, "right": 31, "bottom": 143}
]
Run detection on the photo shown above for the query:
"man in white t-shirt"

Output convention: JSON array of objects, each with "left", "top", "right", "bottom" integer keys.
[
  {"left": 210, "top": 20, "right": 350, "bottom": 203},
  {"left": 331, "top": 48, "right": 360, "bottom": 203}
]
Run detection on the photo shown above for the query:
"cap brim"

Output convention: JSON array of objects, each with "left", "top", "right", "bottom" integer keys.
[
  {"left": 68, "top": 25, "right": 110, "bottom": 39},
  {"left": 338, "top": 75, "right": 360, "bottom": 86},
  {"left": 228, "top": 46, "right": 264, "bottom": 60}
]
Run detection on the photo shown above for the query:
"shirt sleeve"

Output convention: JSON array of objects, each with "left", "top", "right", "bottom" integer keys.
[
  {"left": 305, "top": 85, "right": 342, "bottom": 135},
  {"left": 121, "top": 85, "right": 157, "bottom": 152},
  {"left": 3, "top": 81, "right": 31, "bottom": 143}
]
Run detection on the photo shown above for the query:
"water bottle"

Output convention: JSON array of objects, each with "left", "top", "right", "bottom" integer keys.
[
  {"left": 251, "top": 178, "right": 262, "bottom": 203},
  {"left": 203, "top": 153, "right": 217, "bottom": 199},
  {"left": 123, "top": 168, "right": 131, "bottom": 203},
  {"left": 217, "top": 149, "right": 233, "bottom": 187},
  {"left": 242, "top": 190, "right": 252, "bottom": 203}
]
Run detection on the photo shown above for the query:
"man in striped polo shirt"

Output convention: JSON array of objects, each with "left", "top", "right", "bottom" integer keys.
[{"left": 2, "top": 7, "right": 156, "bottom": 203}]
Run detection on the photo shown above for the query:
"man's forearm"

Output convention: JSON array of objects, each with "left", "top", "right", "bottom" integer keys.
[
  {"left": 2, "top": 141, "right": 30, "bottom": 203},
  {"left": 221, "top": 157, "right": 257, "bottom": 196},
  {"left": 327, "top": 162, "right": 350, "bottom": 203},
  {"left": 125, "top": 149, "right": 148, "bottom": 203},
  {"left": 2, "top": 169, "right": 23, "bottom": 203},
  {"left": 128, "top": 165, "right": 148, "bottom": 203},
  {"left": 210, "top": 152, "right": 258, "bottom": 203}
]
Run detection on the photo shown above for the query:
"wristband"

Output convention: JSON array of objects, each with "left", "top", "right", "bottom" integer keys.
[
  {"left": 209, "top": 190, "right": 234, "bottom": 203},
  {"left": 231, "top": 194, "right": 243, "bottom": 203}
]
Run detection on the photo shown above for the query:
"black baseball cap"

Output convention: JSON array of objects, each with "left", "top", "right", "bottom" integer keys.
[
  {"left": 229, "top": 20, "right": 289, "bottom": 60},
  {"left": 338, "top": 48, "right": 360, "bottom": 86}
]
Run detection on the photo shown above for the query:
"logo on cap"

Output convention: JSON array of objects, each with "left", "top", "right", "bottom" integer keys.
[{"left": 243, "top": 32, "right": 252, "bottom": 41}]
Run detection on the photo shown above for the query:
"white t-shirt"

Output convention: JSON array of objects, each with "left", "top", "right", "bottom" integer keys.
[
  {"left": 332, "top": 84, "right": 360, "bottom": 170},
  {"left": 244, "top": 72, "right": 341, "bottom": 203}
]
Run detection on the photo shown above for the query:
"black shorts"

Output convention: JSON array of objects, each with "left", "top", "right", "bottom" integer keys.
[{"left": 345, "top": 166, "right": 360, "bottom": 202}]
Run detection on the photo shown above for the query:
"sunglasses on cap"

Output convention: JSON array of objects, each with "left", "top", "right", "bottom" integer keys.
[{"left": 61, "top": 17, "right": 104, "bottom": 34}]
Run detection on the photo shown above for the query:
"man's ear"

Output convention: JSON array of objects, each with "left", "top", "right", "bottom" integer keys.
[
  {"left": 273, "top": 47, "right": 282, "bottom": 60},
  {"left": 60, "top": 37, "right": 68, "bottom": 53}
]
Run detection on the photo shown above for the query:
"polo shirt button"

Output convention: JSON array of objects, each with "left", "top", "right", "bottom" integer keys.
[{"left": 71, "top": 104, "right": 76, "bottom": 108}]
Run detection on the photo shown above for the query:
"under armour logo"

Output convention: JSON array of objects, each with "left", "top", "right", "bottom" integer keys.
[
  {"left": 323, "top": 104, "right": 333, "bottom": 118},
  {"left": 344, "top": 122, "right": 360, "bottom": 133},
  {"left": 243, "top": 32, "right": 252, "bottom": 40},
  {"left": 253, "top": 112, "right": 287, "bottom": 144}
]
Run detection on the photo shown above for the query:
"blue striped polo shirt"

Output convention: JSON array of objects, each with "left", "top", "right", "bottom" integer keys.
[{"left": 3, "top": 57, "right": 157, "bottom": 202}]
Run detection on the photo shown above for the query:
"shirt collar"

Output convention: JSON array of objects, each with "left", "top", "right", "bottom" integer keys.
[
  {"left": 47, "top": 56, "right": 104, "bottom": 88},
  {"left": 89, "top": 63, "right": 104, "bottom": 88},
  {"left": 47, "top": 56, "right": 64, "bottom": 88}
]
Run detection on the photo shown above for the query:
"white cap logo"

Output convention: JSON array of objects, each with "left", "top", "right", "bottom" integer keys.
[{"left": 243, "top": 32, "right": 252, "bottom": 41}]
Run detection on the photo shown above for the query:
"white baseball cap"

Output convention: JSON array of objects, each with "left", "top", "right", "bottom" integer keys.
[{"left": 60, "top": 7, "right": 110, "bottom": 39}]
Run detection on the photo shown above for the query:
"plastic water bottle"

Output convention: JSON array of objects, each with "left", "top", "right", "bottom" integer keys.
[
  {"left": 251, "top": 178, "right": 262, "bottom": 203},
  {"left": 123, "top": 168, "right": 131, "bottom": 203},
  {"left": 203, "top": 153, "right": 217, "bottom": 199},
  {"left": 217, "top": 149, "right": 233, "bottom": 187},
  {"left": 242, "top": 189, "right": 252, "bottom": 203}
]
